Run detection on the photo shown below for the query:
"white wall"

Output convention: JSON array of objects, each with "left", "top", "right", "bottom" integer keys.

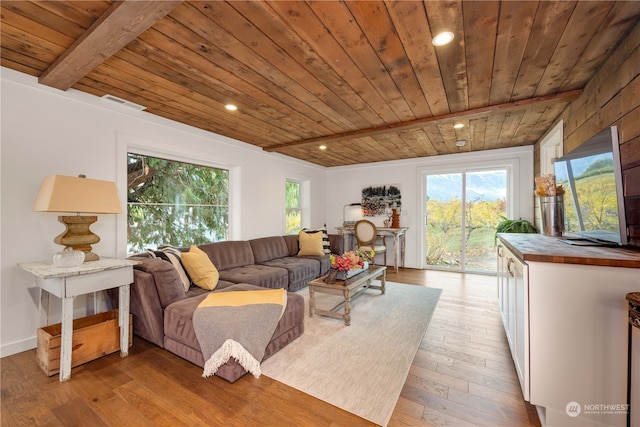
[
  {"left": 0, "top": 68, "right": 327, "bottom": 356},
  {"left": 324, "top": 147, "right": 534, "bottom": 269}
]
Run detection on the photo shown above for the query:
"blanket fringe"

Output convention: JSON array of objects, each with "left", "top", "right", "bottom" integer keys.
[{"left": 202, "top": 339, "right": 262, "bottom": 378}]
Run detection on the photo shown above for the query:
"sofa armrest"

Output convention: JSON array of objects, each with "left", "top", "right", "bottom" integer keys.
[{"left": 128, "top": 268, "right": 166, "bottom": 347}]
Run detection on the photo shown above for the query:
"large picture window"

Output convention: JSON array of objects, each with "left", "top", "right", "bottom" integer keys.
[{"left": 127, "top": 153, "right": 229, "bottom": 253}]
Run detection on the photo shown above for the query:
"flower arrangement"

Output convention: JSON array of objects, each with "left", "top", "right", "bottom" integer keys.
[
  {"left": 356, "top": 248, "right": 376, "bottom": 263},
  {"left": 330, "top": 249, "right": 375, "bottom": 271},
  {"left": 535, "top": 173, "right": 564, "bottom": 197}
]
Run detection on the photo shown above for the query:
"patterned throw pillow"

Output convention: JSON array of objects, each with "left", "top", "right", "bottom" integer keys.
[
  {"left": 321, "top": 223, "right": 331, "bottom": 254},
  {"left": 146, "top": 245, "right": 191, "bottom": 291}
]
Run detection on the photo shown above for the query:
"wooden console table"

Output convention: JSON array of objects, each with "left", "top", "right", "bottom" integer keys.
[
  {"left": 18, "top": 258, "right": 137, "bottom": 381},
  {"left": 336, "top": 226, "right": 407, "bottom": 273}
]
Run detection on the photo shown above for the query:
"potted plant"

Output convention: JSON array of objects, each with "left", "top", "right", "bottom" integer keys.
[{"left": 495, "top": 216, "right": 537, "bottom": 242}]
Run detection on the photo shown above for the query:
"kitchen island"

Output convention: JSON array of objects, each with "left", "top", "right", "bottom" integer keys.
[{"left": 496, "top": 233, "right": 640, "bottom": 427}]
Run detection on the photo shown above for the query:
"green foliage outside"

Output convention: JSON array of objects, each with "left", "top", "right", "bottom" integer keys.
[
  {"left": 127, "top": 154, "right": 229, "bottom": 253},
  {"left": 285, "top": 181, "right": 301, "bottom": 234},
  {"left": 426, "top": 197, "right": 506, "bottom": 270},
  {"left": 559, "top": 172, "right": 618, "bottom": 233}
]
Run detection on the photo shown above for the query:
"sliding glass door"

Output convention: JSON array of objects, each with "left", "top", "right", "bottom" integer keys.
[{"left": 425, "top": 169, "right": 507, "bottom": 273}]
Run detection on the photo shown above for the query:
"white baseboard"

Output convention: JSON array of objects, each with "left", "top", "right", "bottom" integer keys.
[{"left": 0, "top": 336, "right": 36, "bottom": 358}]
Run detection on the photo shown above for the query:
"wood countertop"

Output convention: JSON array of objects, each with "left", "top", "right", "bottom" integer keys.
[{"left": 497, "top": 233, "right": 640, "bottom": 269}]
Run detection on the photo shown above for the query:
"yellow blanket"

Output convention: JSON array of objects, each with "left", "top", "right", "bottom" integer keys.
[{"left": 193, "top": 288, "right": 287, "bottom": 378}]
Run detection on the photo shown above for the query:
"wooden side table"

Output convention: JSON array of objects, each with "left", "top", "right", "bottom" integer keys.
[
  {"left": 18, "top": 258, "right": 138, "bottom": 381},
  {"left": 627, "top": 292, "right": 640, "bottom": 427}
]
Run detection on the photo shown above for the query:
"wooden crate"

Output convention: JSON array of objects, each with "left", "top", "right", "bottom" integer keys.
[{"left": 37, "top": 309, "right": 132, "bottom": 376}]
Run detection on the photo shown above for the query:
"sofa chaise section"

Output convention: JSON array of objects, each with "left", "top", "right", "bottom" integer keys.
[{"left": 122, "top": 258, "right": 304, "bottom": 382}]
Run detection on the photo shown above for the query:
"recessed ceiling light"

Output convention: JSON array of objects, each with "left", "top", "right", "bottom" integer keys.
[
  {"left": 456, "top": 140, "right": 466, "bottom": 147},
  {"left": 319, "top": 145, "right": 327, "bottom": 150},
  {"left": 225, "top": 104, "right": 238, "bottom": 111},
  {"left": 432, "top": 31, "right": 454, "bottom": 46},
  {"left": 453, "top": 123, "right": 465, "bottom": 129}
]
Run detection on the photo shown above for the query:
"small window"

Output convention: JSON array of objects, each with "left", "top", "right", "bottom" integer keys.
[
  {"left": 286, "top": 180, "right": 302, "bottom": 234},
  {"left": 127, "top": 153, "right": 229, "bottom": 253}
]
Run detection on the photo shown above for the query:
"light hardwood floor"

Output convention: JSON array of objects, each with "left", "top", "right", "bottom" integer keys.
[{"left": 1, "top": 268, "right": 540, "bottom": 426}]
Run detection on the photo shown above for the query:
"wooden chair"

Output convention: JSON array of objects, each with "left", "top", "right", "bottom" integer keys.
[{"left": 354, "top": 219, "right": 387, "bottom": 266}]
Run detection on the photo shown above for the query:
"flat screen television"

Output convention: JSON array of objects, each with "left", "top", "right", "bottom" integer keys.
[{"left": 553, "top": 126, "right": 628, "bottom": 246}]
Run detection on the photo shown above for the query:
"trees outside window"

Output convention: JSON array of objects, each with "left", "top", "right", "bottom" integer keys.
[
  {"left": 127, "top": 153, "right": 229, "bottom": 253},
  {"left": 425, "top": 169, "right": 507, "bottom": 273},
  {"left": 286, "top": 180, "right": 302, "bottom": 234}
]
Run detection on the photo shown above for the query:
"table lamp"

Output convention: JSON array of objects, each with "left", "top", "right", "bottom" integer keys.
[
  {"left": 33, "top": 174, "right": 121, "bottom": 262},
  {"left": 343, "top": 203, "right": 362, "bottom": 226}
]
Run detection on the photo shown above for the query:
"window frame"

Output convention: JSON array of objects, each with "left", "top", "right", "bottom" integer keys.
[
  {"left": 116, "top": 133, "right": 240, "bottom": 258},
  {"left": 285, "top": 179, "right": 303, "bottom": 235},
  {"left": 126, "top": 152, "right": 230, "bottom": 253}
]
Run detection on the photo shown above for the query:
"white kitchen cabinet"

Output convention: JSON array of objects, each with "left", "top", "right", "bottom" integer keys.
[
  {"left": 497, "top": 234, "right": 640, "bottom": 427},
  {"left": 496, "top": 240, "right": 529, "bottom": 401}
]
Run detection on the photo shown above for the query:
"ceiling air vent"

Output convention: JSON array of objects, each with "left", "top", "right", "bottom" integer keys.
[{"left": 101, "top": 94, "right": 147, "bottom": 111}]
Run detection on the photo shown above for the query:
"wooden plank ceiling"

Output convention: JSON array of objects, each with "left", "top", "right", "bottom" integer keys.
[{"left": 2, "top": 1, "right": 639, "bottom": 167}]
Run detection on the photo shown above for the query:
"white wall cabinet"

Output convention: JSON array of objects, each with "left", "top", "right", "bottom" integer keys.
[{"left": 497, "top": 234, "right": 640, "bottom": 427}]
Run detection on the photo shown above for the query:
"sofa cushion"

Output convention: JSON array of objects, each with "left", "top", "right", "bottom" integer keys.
[
  {"left": 198, "top": 241, "right": 254, "bottom": 271},
  {"left": 259, "top": 256, "right": 320, "bottom": 292},
  {"left": 282, "top": 234, "right": 300, "bottom": 256},
  {"left": 249, "top": 236, "right": 289, "bottom": 263},
  {"left": 218, "top": 264, "right": 289, "bottom": 289},
  {"left": 134, "top": 259, "right": 185, "bottom": 308},
  {"left": 298, "top": 230, "right": 324, "bottom": 256},
  {"left": 182, "top": 246, "right": 220, "bottom": 290}
]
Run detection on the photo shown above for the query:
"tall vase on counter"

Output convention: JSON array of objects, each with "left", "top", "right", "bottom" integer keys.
[
  {"left": 536, "top": 174, "right": 565, "bottom": 237},
  {"left": 539, "top": 195, "right": 565, "bottom": 237}
]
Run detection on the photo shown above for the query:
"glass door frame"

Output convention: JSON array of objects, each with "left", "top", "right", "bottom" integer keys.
[
  {"left": 417, "top": 149, "right": 533, "bottom": 273},
  {"left": 423, "top": 167, "right": 509, "bottom": 273}
]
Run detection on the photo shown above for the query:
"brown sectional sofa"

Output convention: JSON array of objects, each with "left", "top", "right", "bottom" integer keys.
[{"left": 116, "top": 233, "right": 343, "bottom": 382}]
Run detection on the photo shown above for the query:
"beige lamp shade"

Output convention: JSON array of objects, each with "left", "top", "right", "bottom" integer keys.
[
  {"left": 32, "top": 175, "right": 121, "bottom": 214},
  {"left": 33, "top": 175, "right": 121, "bottom": 262}
]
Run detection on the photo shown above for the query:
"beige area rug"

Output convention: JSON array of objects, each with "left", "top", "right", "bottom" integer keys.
[{"left": 261, "top": 281, "right": 442, "bottom": 426}]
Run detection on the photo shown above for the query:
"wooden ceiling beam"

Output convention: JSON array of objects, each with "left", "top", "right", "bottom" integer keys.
[
  {"left": 264, "top": 90, "right": 582, "bottom": 152},
  {"left": 39, "top": 0, "right": 183, "bottom": 91}
]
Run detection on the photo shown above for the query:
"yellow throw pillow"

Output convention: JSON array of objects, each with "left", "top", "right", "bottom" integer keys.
[
  {"left": 298, "top": 230, "right": 325, "bottom": 256},
  {"left": 181, "top": 245, "right": 220, "bottom": 290}
]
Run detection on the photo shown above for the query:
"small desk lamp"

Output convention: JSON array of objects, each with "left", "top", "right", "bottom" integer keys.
[
  {"left": 33, "top": 174, "right": 121, "bottom": 262},
  {"left": 343, "top": 203, "right": 362, "bottom": 226}
]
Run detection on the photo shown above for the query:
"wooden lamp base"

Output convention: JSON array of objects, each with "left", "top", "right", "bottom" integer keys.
[{"left": 53, "top": 216, "right": 100, "bottom": 261}]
